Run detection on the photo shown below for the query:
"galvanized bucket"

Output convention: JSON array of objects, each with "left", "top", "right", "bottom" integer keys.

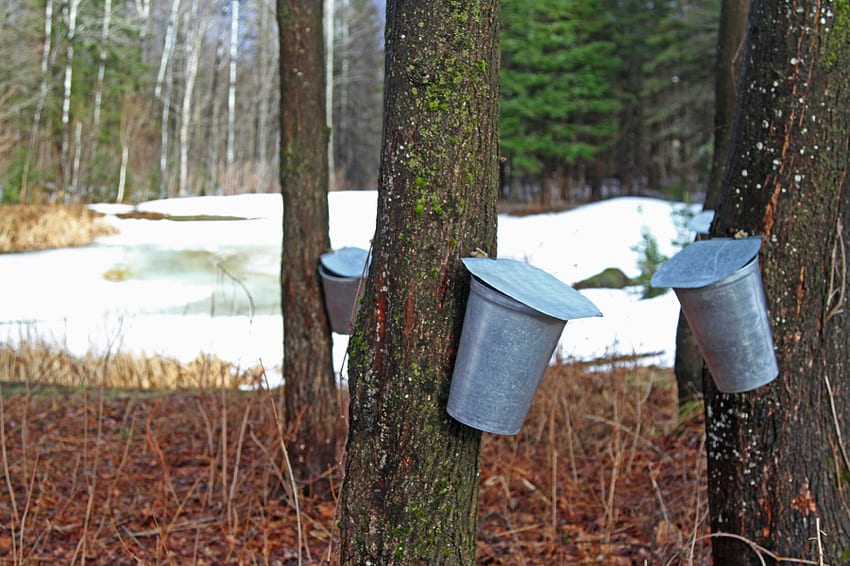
[
  {"left": 318, "top": 247, "right": 369, "bottom": 335},
  {"left": 447, "top": 258, "right": 602, "bottom": 435},
  {"left": 651, "top": 237, "right": 778, "bottom": 393}
]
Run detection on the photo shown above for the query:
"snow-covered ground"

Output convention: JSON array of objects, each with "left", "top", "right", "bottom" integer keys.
[{"left": 0, "top": 191, "right": 697, "bottom": 383}]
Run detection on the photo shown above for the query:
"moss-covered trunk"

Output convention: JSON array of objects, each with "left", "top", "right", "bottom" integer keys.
[
  {"left": 339, "top": 0, "right": 500, "bottom": 563},
  {"left": 706, "top": 1, "right": 850, "bottom": 562},
  {"left": 277, "top": 0, "right": 337, "bottom": 492}
]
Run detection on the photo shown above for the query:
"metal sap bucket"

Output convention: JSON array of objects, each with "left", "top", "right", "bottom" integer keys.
[
  {"left": 651, "top": 237, "right": 778, "bottom": 393},
  {"left": 318, "top": 247, "right": 369, "bottom": 335},
  {"left": 447, "top": 258, "right": 602, "bottom": 435}
]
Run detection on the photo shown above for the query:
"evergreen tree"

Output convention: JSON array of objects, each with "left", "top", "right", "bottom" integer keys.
[
  {"left": 642, "top": 0, "right": 720, "bottom": 195},
  {"left": 501, "top": 0, "right": 619, "bottom": 202}
]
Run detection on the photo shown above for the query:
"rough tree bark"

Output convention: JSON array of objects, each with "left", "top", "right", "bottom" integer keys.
[
  {"left": 674, "top": 0, "right": 750, "bottom": 406},
  {"left": 705, "top": 1, "right": 850, "bottom": 562},
  {"left": 339, "top": 0, "right": 500, "bottom": 563},
  {"left": 277, "top": 0, "right": 338, "bottom": 493}
]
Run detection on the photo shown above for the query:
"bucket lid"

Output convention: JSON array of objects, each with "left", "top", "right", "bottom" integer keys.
[
  {"left": 651, "top": 237, "right": 762, "bottom": 289},
  {"left": 461, "top": 257, "right": 602, "bottom": 321},
  {"left": 320, "top": 247, "right": 369, "bottom": 278},
  {"left": 688, "top": 210, "right": 715, "bottom": 234}
]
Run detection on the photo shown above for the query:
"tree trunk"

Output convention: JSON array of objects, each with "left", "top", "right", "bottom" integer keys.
[
  {"left": 58, "top": 0, "right": 78, "bottom": 201},
  {"left": 156, "top": 0, "right": 180, "bottom": 197},
  {"left": 339, "top": 0, "right": 500, "bottom": 562},
  {"left": 178, "top": 6, "right": 202, "bottom": 197},
  {"left": 704, "top": 0, "right": 749, "bottom": 210},
  {"left": 674, "top": 0, "right": 750, "bottom": 407},
  {"left": 254, "top": 1, "right": 274, "bottom": 193},
  {"left": 21, "top": 0, "right": 54, "bottom": 203},
  {"left": 89, "top": 0, "right": 113, "bottom": 177},
  {"left": 277, "top": 0, "right": 338, "bottom": 493},
  {"left": 226, "top": 0, "right": 239, "bottom": 191},
  {"left": 705, "top": 2, "right": 850, "bottom": 562}
]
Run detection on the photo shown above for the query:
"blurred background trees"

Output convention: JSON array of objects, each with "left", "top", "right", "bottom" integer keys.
[{"left": 0, "top": 0, "right": 720, "bottom": 205}]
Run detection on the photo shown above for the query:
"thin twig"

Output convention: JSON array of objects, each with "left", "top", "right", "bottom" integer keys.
[
  {"left": 696, "top": 532, "right": 825, "bottom": 565},
  {"left": 825, "top": 217, "right": 845, "bottom": 325},
  {"left": 823, "top": 374, "right": 850, "bottom": 480},
  {"left": 584, "top": 414, "right": 674, "bottom": 463},
  {"left": 649, "top": 463, "right": 682, "bottom": 548},
  {"left": 217, "top": 261, "right": 256, "bottom": 322},
  {"left": 259, "top": 360, "right": 303, "bottom": 566},
  {"left": 686, "top": 432, "right": 707, "bottom": 565},
  {"left": 0, "top": 383, "right": 21, "bottom": 561},
  {"left": 814, "top": 517, "right": 825, "bottom": 566}
]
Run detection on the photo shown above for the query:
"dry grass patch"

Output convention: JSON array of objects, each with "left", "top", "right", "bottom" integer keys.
[
  {"left": 0, "top": 340, "right": 263, "bottom": 390},
  {"left": 0, "top": 204, "right": 118, "bottom": 253}
]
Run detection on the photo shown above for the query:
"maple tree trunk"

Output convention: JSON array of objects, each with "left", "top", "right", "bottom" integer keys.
[
  {"left": 339, "top": 0, "right": 500, "bottom": 562},
  {"left": 277, "top": 0, "right": 337, "bottom": 492},
  {"left": 705, "top": 1, "right": 850, "bottom": 562}
]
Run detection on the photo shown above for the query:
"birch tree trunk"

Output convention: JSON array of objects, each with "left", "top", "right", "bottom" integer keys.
[
  {"left": 89, "top": 0, "right": 113, "bottom": 176},
  {"left": 178, "top": 4, "right": 203, "bottom": 197},
  {"left": 20, "top": 0, "right": 54, "bottom": 203},
  {"left": 226, "top": 0, "right": 239, "bottom": 191},
  {"left": 156, "top": 0, "right": 181, "bottom": 196},
  {"left": 254, "top": 1, "right": 274, "bottom": 193},
  {"left": 58, "top": 0, "right": 79, "bottom": 202}
]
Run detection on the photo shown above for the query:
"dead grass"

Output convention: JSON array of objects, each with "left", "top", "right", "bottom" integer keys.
[
  {"left": 478, "top": 357, "right": 709, "bottom": 563},
  {"left": 0, "top": 205, "right": 118, "bottom": 253},
  {"left": 0, "top": 340, "right": 709, "bottom": 564},
  {"left": 0, "top": 340, "right": 263, "bottom": 390}
]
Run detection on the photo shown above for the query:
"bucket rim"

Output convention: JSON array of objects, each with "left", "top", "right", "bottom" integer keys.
[
  {"left": 468, "top": 276, "right": 562, "bottom": 320},
  {"left": 319, "top": 263, "right": 364, "bottom": 283},
  {"left": 651, "top": 237, "right": 762, "bottom": 289},
  {"left": 461, "top": 257, "right": 602, "bottom": 321}
]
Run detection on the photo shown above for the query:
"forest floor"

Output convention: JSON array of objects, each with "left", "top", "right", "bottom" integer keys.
[
  {"left": 0, "top": 358, "right": 710, "bottom": 565},
  {"left": 0, "top": 204, "right": 710, "bottom": 563}
]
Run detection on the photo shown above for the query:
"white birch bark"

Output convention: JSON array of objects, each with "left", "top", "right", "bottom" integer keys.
[
  {"left": 85, "top": 0, "right": 113, "bottom": 191},
  {"left": 178, "top": 3, "right": 203, "bottom": 196},
  {"left": 157, "top": 0, "right": 181, "bottom": 195},
  {"left": 117, "top": 143, "right": 129, "bottom": 202},
  {"left": 254, "top": 1, "right": 274, "bottom": 192},
  {"left": 59, "top": 0, "right": 79, "bottom": 201},
  {"left": 71, "top": 120, "right": 82, "bottom": 196},
  {"left": 92, "top": 0, "right": 112, "bottom": 133},
  {"left": 155, "top": 0, "right": 181, "bottom": 101},
  {"left": 226, "top": 0, "right": 239, "bottom": 190},
  {"left": 133, "top": 0, "right": 150, "bottom": 43},
  {"left": 20, "top": 0, "right": 54, "bottom": 202}
]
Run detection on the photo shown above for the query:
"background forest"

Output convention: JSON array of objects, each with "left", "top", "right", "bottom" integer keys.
[{"left": 0, "top": 0, "right": 719, "bottom": 205}]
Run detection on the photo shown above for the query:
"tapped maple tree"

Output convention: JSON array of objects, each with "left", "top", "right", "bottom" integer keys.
[
  {"left": 704, "top": 1, "right": 850, "bottom": 562},
  {"left": 339, "top": 0, "right": 501, "bottom": 562}
]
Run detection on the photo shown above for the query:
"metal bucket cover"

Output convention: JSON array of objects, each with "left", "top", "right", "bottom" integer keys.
[
  {"left": 461, "top": 257, "right": 602, "bottom": 321},
  {"left": 688, "top": 210, "right": 715, "bottom": 234},
  {"left": 320, "top": 247, "right": 369, "bottom": 278},
  {"left": 651, "top": 237, "right": 762, "bottom": 289}
]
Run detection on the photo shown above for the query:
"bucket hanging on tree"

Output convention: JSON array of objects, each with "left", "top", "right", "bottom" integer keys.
[
  {"left": 651, "top": 237, "right": 778, "bottom": 393},
  {"left": 318, "top": 246, "right": 369, "bottom": 335},
  {"left": 447, "top": 257, "right": 603, "bottom": 435}
]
